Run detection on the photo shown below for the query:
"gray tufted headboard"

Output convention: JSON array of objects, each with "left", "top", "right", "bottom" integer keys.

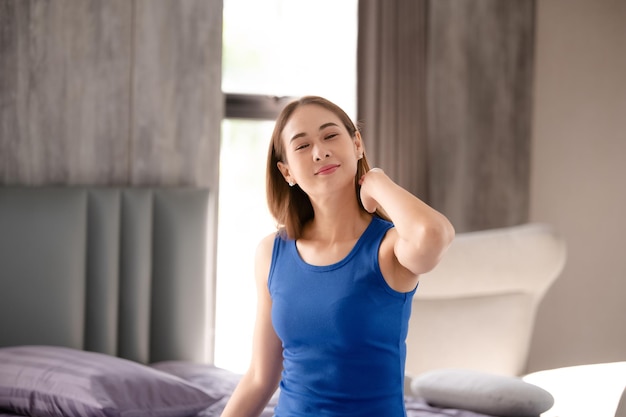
[{"left": 0, "top": 187, "right": 211, "bottom": 364}]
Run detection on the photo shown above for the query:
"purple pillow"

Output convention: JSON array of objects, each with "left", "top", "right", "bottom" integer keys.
[{"left": 0, "top": 345, "right": 219, "bottom": 417}]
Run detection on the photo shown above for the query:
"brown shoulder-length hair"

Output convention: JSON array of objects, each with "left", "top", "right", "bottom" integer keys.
[{"left": 266, "top": 95, "right": 389, "bottom": 239}]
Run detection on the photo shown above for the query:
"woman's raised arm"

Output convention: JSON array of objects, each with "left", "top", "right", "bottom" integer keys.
[{"left": 359, "top": 168, "right": 455, "bottom": 280}]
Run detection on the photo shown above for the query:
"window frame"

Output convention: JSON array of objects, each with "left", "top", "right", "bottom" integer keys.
[{"left": 224, "top": 93, "right": 295, "bottom": 120}]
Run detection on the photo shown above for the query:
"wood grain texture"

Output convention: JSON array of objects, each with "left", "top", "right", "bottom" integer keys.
[
  {"left": 0, "top": 0, "right": 132, "bottom": 185},
  {"left": 0, "top": 0, "right": 223, "bottom": 188},
  {"left": 131, "top": 0, "right": 223, "bottom": 188},
  {"left": 426, "top": 0, "right": 535, "bottom": 232},
  {"left": 358, "top": 0, "right": 535, "bottom": 233}
]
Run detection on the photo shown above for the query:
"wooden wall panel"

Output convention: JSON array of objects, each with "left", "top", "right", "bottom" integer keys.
[
  {"left": 358, "top": 0, "right": 535, "bottom": 233},
  {"left": 0, "top": 0, "right": 132, "bottom": 185},
  {"left": 426, "top": 0, "right": 535, "bottom": 232},
  {"left": 131, "top": 0, "right": 222, "bottom": 188},
  {"left": 0, "top": 0, "right": 223, "bottom": 189}
]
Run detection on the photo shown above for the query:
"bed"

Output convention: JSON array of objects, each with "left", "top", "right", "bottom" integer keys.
[{"left": 0, "top": 186, "right": 571, "bottom": 417}]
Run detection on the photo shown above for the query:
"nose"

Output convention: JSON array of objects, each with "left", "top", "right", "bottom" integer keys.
[{"left": 313, "top": 144, "right": 331, "bottom": 161}]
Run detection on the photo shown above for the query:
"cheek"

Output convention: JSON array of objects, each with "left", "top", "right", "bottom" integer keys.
[
  {"left": 288, "top": 151, "right": 308, "bottom": 167},
  {"left": 282, "top": 156, "right": 304, "bottom": 179},
  {"left": 292, "top": 164, "right": 310, "bottom": 182}
]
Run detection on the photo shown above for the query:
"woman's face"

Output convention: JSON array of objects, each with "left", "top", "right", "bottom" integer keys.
[{"left": 277, "top": 104, "right": 363, "bottom": 197}]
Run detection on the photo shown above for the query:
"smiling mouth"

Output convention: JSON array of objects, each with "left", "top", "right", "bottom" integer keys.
[{"left": 315, "top": 164, "right": 340, "bottom": 175}]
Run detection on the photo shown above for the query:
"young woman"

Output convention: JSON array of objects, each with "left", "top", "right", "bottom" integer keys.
[{"left": 220, "top": 96, "right": 455, "bottom": 417}]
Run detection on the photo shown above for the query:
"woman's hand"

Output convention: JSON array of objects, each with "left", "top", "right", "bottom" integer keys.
[{"left": 359, "top": 167, "right": 385, "bottom": 213}]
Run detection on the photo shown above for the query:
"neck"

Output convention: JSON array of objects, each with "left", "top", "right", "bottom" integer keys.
[{"left": 305, "top": 192, "right": 371, "bottom": 243}]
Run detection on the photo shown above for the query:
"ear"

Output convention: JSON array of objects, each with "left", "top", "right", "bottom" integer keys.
[
  {"left": 277, "top": 161, "right": 294, "bottom": 185},
  {"left": 354, "top": 131, "right": 364, "bottom": 158}
]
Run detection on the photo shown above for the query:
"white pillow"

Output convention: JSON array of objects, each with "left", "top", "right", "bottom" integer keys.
[
  {"left": 411, "top": 368, "right": 554, "bottom": 417},
  {"left": 616, "top": 385, "right": 626, "bottom": 417}
]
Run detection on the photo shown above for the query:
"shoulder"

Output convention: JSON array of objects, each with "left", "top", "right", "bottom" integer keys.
[
  {"left": 368, "top": 216, "right": 395, "bottom": 247},
  {"left": 253, "top": 232, "right": 279, "bottom": 289},
  {"left": 378, "top": 224, "right": 398, "bottom": 258},
  {"left": 255, "top": 231, "right": 280, "bottom": 264},
  {"left": 255, "top": 230, "right": 289, "bottom": 274},
  {"left": 371, "top": 215, "right": 394, "bottom": 231},
  {"left": 257, "top": 231, "right": 279, "bottom": 252},
  {"left": 378, "top": 226, "right": 419, "bottom": 293}
]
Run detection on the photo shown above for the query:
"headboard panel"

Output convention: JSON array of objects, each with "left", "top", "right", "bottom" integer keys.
[
  {"left": 1, "top": 188, "right": 87, "bottom": 350},
  {"left": 0, "top": 187, "right": 210, "bottom": 364}
]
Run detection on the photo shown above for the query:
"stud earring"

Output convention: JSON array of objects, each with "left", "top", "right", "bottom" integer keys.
[{"left": 288, "top": 181, "right": 295, "bottom": 187}]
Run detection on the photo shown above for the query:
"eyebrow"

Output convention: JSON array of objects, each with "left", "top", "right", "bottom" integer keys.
[{"left": 290, "top": 122, "right": 340, "bottom": 142}]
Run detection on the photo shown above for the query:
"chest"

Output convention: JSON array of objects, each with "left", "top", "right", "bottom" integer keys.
[
  {"left": 272, "top": 273, "right": 390, "bottom": 349},
  {"left": 269, "top": 256, "right": 408, "bottom": 351},
  {"left": 294, "top": 238, "right": 360, "bottom": 266}
]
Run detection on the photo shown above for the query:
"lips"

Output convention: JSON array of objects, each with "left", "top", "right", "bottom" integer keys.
[{"left": 315, "top": 164, "right": 340, "bottom": 175}]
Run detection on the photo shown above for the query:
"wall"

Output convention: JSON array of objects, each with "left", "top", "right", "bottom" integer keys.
[
  {"left": 0, "top": 0, "right": 223, "bottom": 361},
  {"left": 0, "top": 0, "right": 222, "bottom": 187},
  {"left": 527, "top": 0, "right": 626, "bottom": 372},
  {"left": 425, "top": 0, "right": 535, "bottom": 233},
  {"left": 358, "top": 0, "right": 535, "bottom": 234}
]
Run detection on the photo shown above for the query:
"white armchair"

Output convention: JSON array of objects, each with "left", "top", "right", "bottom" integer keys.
[{"left": 405, "top": 223, "right": 567, "bottom": 378}]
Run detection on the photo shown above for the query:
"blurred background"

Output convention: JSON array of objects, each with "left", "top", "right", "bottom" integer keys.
[{"left": 0, "top": 0, "right": 624, "bottom": 377}]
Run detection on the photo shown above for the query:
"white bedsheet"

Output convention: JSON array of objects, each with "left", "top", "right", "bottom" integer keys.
[{"left": 523, "top": 361, "right": 626, "bottom": 417}]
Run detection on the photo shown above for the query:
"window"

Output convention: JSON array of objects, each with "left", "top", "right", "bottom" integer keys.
[{"left": 216, "top": 0, "right": 358, "bottom": 373}]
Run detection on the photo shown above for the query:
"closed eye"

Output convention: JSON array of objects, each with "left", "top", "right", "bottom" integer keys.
[
  {"left": 295, "top": 143, "right": 309, "bottom": 151},
  {"left": 324, "top": 133, "right": 338, "bottom": 140}
]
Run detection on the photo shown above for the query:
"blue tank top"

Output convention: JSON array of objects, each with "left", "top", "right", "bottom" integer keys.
[{"left": 268, "top": 216, "right": 417, "bottom": 417}]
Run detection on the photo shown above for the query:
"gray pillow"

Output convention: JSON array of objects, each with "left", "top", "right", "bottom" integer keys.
[
  {"left": 0, "top": 345, "right": 219, "bottom": 417},
  {"left": 411, "top": 368, "right": 554, "bottom": 417}
]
